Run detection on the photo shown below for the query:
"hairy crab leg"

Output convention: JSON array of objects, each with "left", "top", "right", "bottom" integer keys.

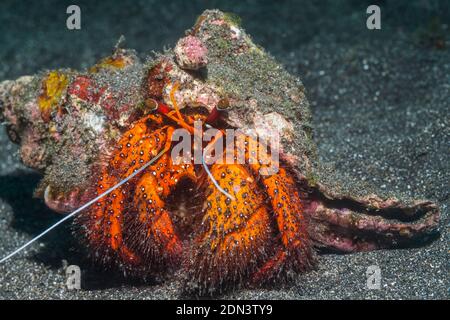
[
  {"left": 234, "top": 135, "right": 315, "bottom": 281},
  {"left": 186, "top": 163, "right": 272, "bottom": 295},
  {"left": 0, "top": 114, "right": 171, "bottom": 265},
  {"left": 75, "top": 121, "right": 173, "bottom": 269},
  {"left": 41, "top": 114, "right": 166, "bottom": 214},
  {"left": 125, "top": 153, "right": 197, "bottom": 270}
]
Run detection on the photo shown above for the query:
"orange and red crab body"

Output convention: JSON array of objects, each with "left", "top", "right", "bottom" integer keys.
[{"left": 75, "top": 97, "right": 314, "bottom": 294}]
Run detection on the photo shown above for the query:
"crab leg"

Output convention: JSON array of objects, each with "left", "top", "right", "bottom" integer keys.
[
  {"left": 234, "top": 135, "right": 315, "bottom": 281},
  {"left": 187, "top": 164, "right": 272, "bottom": 294},
  {"left": 75, "top": 118, "right": 172, "bottom": 269},
  {"left": 124, "top": 153, "right": 196, "bottom": 270},
  {"left": 252, "top": 167, "right": 314, "bottom": 281}
]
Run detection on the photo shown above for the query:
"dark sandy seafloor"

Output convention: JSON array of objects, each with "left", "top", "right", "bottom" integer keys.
[{"left": 0, "top": 0, "right": 448, "bottom": 299}]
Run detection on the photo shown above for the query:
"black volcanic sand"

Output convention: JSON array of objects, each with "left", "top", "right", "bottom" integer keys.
[{"left": 0, "top": 0, "right": 448, "bottom": 299}]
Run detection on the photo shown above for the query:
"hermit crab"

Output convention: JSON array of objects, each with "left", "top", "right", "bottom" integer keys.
[{"left": 0, "top": 10, "right": 440, "bottom": 295}]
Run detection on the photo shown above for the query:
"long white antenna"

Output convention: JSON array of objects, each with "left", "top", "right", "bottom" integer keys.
[
  {"left": 201, "top": 124, "right": 235, "bottom": 201},
  {"left": 201, "top": 152, "right": 235, "bottom": 201},
  {"left": 0, "top": 148, "right": 167, "bottom": 264}
]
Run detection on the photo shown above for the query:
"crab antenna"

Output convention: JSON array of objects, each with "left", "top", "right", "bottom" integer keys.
[
  {"left": 170, "top": 82, "right": 184, "bottom": 123},
  {"left": 201, "top": 125, "right": 234, "bottom": 200},
  {"left": 0, "top": 148, "right": 167, "bottom": 264},
  {"left": 201, "top": 151, "right": 235, "bottom": 201}
]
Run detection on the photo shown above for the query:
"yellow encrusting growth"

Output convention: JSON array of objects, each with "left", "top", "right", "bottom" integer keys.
[
  {"left": 38, "top": 71, "right": 69, "bottom": 121},
  {"left": 88, "top": 55, "right": 128, "bottom": 73}
]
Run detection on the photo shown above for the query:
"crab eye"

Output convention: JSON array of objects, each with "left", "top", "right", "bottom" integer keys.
[
  {"left": 217, "top": 97, "right": 230, "bottom": 111},
  {"left": 145, "top": 98, "right": 159, "bottom": 111}
]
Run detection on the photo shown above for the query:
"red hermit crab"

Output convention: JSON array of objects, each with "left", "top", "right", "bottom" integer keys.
[
  {"left": 0, "top": 10, "right": 440, "bottom": 295},
  {"left": 75, "top": 82, "right": 313, "bottom": 293}
]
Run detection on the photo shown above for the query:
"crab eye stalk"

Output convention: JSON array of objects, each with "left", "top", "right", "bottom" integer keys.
[
  {"left": 206, "top": 107, "right": 219, "bottom": 124},
  {"left": 206, "top": 97, "right": 230, "bottom": 124},
  {"left": 144, "top": 98, "right": 159, "bottom": 111},
  {"left": 217, "top": 97, "right": 230, "bottom": 111}
]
